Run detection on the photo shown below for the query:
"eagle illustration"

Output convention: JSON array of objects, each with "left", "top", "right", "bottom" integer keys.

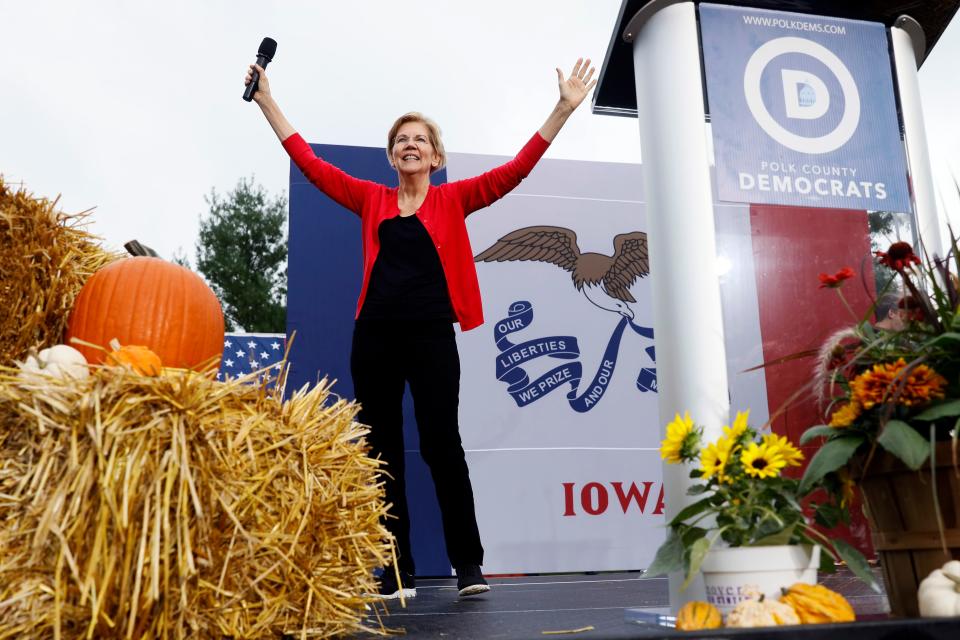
[{"left": 474, "top": 226, "right": 650, "bottom": 319}]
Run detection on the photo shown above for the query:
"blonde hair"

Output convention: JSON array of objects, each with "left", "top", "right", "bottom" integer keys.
[{"left": 386, "top": 112, "right": 446, "bottom": 173}]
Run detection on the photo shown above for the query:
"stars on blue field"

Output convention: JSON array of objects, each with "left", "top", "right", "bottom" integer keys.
[{"left": 218, "top": 334, "right": 285, "bottom": 382}]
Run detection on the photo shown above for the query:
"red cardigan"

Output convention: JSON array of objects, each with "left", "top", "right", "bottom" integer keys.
[{"left": 282, "top": 132, "right": 550, "bottom": 331}]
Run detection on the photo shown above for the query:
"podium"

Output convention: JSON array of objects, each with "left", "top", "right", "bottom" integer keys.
[{"left": 594, "top": 0, "right": 959, "bottom": 610}]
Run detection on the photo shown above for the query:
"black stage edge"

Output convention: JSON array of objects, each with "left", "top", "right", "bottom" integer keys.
[
  {"left": 593, "top": 0, "right": 960, "bottom": 118},
  {"left": 354, "top": 570, "right": 960, "bottom": 639}
]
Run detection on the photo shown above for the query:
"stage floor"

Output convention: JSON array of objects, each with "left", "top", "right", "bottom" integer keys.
[{"left": 356, "top": 569, "right": 960, "bottom": 639}]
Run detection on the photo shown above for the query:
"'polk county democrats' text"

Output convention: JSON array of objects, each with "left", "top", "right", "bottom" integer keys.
[{"left": 738, "top": 161, "right": 886, "bottom": 200}]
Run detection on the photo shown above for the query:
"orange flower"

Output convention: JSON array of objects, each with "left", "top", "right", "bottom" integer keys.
[
  {"left": 818, "top": 267, "right": 855, "bottom": 289},
  {"left": 850, "top": 359, "right": 947, "bottom": 409},
  {"left": 829, "top": 402, "right": 861, "bottom": 428}
]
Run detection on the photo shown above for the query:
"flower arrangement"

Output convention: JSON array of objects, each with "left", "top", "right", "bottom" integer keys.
[
  {"left": 800, "top": 239, "right": 960, "bottom": 560},
  {"left": 647, "top": 410, "right": 876, "bottom": 589}
]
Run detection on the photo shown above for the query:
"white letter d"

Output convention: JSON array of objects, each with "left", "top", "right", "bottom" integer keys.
[{"left": 782, "top": 69, "right": 829, "bottom": 120}]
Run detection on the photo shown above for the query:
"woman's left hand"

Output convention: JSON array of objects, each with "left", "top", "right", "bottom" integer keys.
[{"left": 557, "top": 58, "right": 597, "bottom": 111}]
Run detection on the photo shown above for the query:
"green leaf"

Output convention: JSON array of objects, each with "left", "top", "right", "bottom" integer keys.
[
  {"left": 669, "top": 496, "right": 715, "bottom": 527},
  {"left": 913, "top": 399, "right": 960, "bottom": 421},
  {"left": 681, "top": 527, "right": 708, "bottom": 548},
  {"left": 681, "top": 536, "right": 712, "bottom": 591},
  {"left": 799, "top": 435, "right": 865, "bottom": 494},
  {"left": 832, "top": 539, "right": 881, "bottom": 593},
  {"left": 753, "top": 523, "right": 797, "bottom": 546},
  {"left": 818, "top": 545, "right": 838, "bottom": 573},
  {"left": 644, "top": 530, "right": 684, "bottom": 578},
  {"left": 877, "top": 420, "right": 930, "bottom": 470},
  {"left": 814, "top": 503, "right": 843, "bottom": 529},
  {"left": 687, "top": 484, "right": 710, "bottom": 496},
  {"left": 925, "top": 332, "right": 960, "bottom": 347},
  {"left": 800, "top": 425, "right": 839, "bottom": 445}
]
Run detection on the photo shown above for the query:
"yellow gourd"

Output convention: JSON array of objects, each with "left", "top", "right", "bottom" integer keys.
[
  {"left": 675, "top": 601, "right": 722, "bottom": 630},
  {"left": 725, "top": 589, "right": 800, "bottom": 628},
  {"left": 106, "top": 340, "right": 163, "bottom": 376},
  {"left": 780, "top": 583, "right": 855, "bottom": 624}
]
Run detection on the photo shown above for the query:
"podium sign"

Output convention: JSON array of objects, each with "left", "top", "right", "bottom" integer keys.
[{"left": 700, "top": 4, "right": 911, "bottom": 213}]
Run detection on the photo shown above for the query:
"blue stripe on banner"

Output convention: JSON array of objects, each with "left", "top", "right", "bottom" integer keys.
[{"left": 492, "top": 301, "right": 656, "bottom": 412}]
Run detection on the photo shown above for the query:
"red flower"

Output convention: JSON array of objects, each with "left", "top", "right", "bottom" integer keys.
[
  {"left": 818, "top": 267, "right": 856, "bottom": 289},
  {"left": 876, "top": 242, "right": 921, "bottom": 271}
]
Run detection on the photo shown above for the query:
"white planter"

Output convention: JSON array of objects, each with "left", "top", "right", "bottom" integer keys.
[{"left": 700, "top": 544, "right": 820, "bottom": 614}]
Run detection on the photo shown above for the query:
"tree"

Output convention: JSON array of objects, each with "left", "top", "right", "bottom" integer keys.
[
  {"left": 195, "top": 177, "right": 287, "bottom": 332},
  {"left": 171, "top": 246, "right": 191, "bottom": 268}
]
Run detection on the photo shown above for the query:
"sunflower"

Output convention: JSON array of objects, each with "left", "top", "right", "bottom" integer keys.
[
  {"left": 851, "top": 359, "right": 947, "bottom": 409},
  {"left": 761, "top": 434, "right": 804, "bottom": 467},
  {"left": 723, "top": 409, "right": 750, "bottom": 442},
  {"left": 829, "top": 401, "right": 861, "bottom": 428},
  {"left": 740, "top": 441, "right": 788, "bottom": 479},
  {"left": 660, "top": 412, "right": 700, "bottom": 464},
  {"left": 700, "top": 435, "right": 736, "bottom": 483}
]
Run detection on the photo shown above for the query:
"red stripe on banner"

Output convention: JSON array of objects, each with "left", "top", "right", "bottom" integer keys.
[{"left": 749, "top": 203, "right": 876, "bottom": 558}]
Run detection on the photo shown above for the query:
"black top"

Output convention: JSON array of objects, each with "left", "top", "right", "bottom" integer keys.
[{"left": 358, "top": 214, "right": 455, "bottom": 322}]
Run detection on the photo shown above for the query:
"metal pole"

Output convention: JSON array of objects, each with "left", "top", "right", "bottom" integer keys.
[{"left": 891, "top": 17, "right": 943, "bottom": 256}]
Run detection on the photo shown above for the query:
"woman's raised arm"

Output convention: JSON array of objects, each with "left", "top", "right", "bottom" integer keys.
[
  {"left": 244, "top": 64, "right": 374, "bottom": 214},
  {"left": 245, "top": 63, "right": 296, "bottom": 142},
  {"left": 538, "top": 57, "right": 597, "bottom": 143}
]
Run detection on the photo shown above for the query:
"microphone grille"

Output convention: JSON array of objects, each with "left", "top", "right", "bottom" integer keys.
[{"left": 258, "top": 37, "right": 278, "bottom": 61}]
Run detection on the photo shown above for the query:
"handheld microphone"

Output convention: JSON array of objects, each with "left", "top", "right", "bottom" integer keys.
[{"left": 243, "top": 37, "right": 278, "bottom": 102}]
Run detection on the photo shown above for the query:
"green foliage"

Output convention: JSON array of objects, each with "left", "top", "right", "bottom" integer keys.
[
  {"left": 877, "top": 419, "right": 930, "bottom": 470},
  {"left": 798, "top": 435, "right": 864, "bottom": 494},
  {"left": 833, "top": 539, "right": 881, "bottom": 593},
  {"left": 196, "top": 177, "right": 287, "bottom": 332}
]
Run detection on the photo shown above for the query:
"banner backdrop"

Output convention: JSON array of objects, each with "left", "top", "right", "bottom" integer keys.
[
  {"left": 286, "top": 144, "right": 772, "bottom": 574},
  {"left": 454, "top": 154, "right": 772, "bottom": 573},
  {"left": 700, "top": 3, "right": 911, "bottom": 213}
]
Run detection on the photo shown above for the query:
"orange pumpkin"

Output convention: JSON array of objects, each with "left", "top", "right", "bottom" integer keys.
[
  {"left": 67, "top": 257, "right": 224, "bottom": 371},
  {"left": 780, "top": 583, "right": 855, "bottom": 624},
  {"left": 106, "top": 344, "right": 163, "bottom": 376},
  {"left": 675, "top": 601, "right": 722, "bottom": 630}
]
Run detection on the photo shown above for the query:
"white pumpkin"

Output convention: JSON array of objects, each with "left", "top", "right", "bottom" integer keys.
[
  {"left": 19, "top": 344, "right": 89, "bottom": 380},
  {"left": 918, "top": 560, "right": 960, "bottom": 617}
]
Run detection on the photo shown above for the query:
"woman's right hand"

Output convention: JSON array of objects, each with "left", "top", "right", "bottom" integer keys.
[{"left": 244, "top": 63, "right": 272, "bottom": 103}]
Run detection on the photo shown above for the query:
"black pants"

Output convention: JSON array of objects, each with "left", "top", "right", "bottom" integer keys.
[{"left": 351, "top": 319, "right": 484, "bottom": 575}]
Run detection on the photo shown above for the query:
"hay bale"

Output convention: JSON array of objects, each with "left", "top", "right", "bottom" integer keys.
[
  {"left": 0, "top": 178, "right": 118, "bottom": 366},
  {"left": 0, "top": 366, "right": 394, "bottom": 638}
]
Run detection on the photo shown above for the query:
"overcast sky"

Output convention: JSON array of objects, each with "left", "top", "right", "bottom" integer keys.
[{"left": 3, "top": 0, "right": 959, "bottom": 260}]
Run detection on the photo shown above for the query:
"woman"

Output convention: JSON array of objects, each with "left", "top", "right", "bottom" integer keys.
[{"left": 245, "top": 57, "right": 596, "bottom": 599}]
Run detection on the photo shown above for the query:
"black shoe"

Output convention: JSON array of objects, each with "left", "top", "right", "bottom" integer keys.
[
  {"left": 456, "top": 565, "right": 490, "bottom": 597},
  {"left": 371, "top": 569, "right": 416, "bottom": 600}
]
